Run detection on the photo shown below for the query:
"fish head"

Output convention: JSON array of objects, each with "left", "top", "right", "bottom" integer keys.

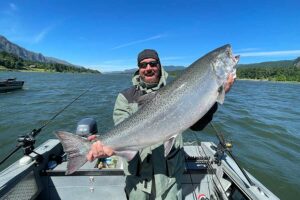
[{"left": 211, "top": 44, "right": 239, "bottom": 85}]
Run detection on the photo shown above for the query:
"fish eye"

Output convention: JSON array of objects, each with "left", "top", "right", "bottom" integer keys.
[{"left": 226, "top": 50, "right": 231, "bottom": 57}]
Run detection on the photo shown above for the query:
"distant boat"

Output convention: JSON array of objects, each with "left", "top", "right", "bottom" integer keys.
[{"left": 0, "top": 78, "right": 24, "bottom": 92}]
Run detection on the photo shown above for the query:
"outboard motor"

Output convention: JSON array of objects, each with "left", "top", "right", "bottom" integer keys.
[
  {"left": 75, "top": 118, "right": 119, "bottom": 169},
  {"left": 75, "top": 118, "right": 98, "bottom": 137}
]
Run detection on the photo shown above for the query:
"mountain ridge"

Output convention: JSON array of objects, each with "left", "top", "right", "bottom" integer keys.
[{"left": 0, "top": 35, "right": 78, "bottom": 66}]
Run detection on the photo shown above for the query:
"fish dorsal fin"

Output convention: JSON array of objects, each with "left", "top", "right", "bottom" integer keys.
[
  {"left": 164, "top": 136, "right": 177, "bottom": 157},
  {"left": 137, "top": 92, "right": 156, "bottom": 107}
]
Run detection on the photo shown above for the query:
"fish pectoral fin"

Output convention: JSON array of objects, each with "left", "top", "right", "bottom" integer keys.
[
  {"left": 216, "top": 85, "right": 225, "bottom": 104},
  {"left": 164, "top": 136, "right": 177, "bottom": 157},
  {"left": 115, "top": 150, "right": 138, "bottom": 161}
]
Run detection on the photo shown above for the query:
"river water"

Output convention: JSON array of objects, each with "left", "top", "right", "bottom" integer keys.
[{"left": 0, "top": 71, "right": 299, "bottom": 199}]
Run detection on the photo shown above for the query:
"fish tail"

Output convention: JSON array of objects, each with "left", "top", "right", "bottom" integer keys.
[{"left": 55, "top": 131, "right": 90, "bottom": 175}]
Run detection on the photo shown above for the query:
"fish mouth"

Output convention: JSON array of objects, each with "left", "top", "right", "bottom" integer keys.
[{"left": 234, "top": 55, "right": 240, "bottom": 64}]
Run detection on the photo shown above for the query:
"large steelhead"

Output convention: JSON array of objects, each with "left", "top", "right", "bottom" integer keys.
[{"left": 56, "top": 44, "right": 239, "bottom": 175}]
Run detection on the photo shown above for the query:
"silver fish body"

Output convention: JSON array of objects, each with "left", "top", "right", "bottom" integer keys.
[{"left": 56, "top": 44, "right": 239, "bottom": 175}]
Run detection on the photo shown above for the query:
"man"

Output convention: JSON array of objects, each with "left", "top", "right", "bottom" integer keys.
[{"left": 87, "top": 49, "right": 234, "bottom": 199}]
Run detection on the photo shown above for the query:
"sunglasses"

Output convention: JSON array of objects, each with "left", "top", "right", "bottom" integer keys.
[{"left": 139, "top": 61, "right": 159, "bottom": 69}]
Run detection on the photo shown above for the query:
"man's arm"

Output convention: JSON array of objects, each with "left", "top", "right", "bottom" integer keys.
[{"left": 113, "top": 93, "right": 132, "bottom": 125}]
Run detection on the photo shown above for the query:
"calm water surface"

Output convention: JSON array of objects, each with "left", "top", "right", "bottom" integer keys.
[{"left": 0, "top": 72, "right": 299, "bottom": 199}]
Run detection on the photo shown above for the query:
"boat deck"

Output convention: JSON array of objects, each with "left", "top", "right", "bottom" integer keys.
[
  {"left": 42, "top": 143, "right": 216, "bottom": 200},
  {"left": 0, "top": 139, "right": 279, "bottom": 200}
]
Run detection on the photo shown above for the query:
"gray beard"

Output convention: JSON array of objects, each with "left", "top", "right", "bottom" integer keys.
[{"left": 140, "top": 78, "right": 159, "bottom": 89}]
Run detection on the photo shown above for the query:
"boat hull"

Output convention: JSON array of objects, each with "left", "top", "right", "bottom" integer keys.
[
  {"left": 0, "top": 139, "right": 279, "bottom": 200},
  {"left": 0, "top": 78, "right": 24, "bottom": 92}
]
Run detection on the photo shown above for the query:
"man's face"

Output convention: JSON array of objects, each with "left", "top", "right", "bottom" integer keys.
[{"left": 138, "top": 58, "right": 161, "bottom": 84}]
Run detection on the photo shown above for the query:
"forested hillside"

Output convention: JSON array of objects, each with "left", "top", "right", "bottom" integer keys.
[
  {"left": 166, "top": 58, "right": 300, "bottom": 82},
  {"left": 237, "top": 58, "right": 300, "bottom": 82},
  {"left": 0, "top": 51, "right": 100, "bottom": 73}
]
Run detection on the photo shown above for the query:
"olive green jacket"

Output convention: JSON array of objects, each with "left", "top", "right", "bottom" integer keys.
[{"left": 113, "top": 67, "right": 185, "bottom": 197}]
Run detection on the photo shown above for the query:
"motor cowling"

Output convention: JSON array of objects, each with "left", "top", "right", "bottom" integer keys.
[{"left": 75, "top": 118, "right": 98, "bottom": 137}]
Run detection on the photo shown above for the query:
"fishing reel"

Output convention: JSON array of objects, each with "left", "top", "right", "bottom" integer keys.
[
  {"left": 17, "top": 129, "right": 44, "bottom": 164},
  {"left": 0, "top": 89, "right": 91, "bottom": 166},
  {"left": 17, "top": 134, "right": 35, "bottom": 155},
  {"left": 224, "top": 141, "right": 233, "bottom": 150},
  {"left": 214, "top": 140, "right": 233, "bottom": 166},
  {"left": 17, "top": 128, "right": 42, "bottom": 155}
]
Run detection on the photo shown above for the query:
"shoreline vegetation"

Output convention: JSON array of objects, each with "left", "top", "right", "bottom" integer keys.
[
  {"left": 168, "top": 65, "right": 300, "bottom": 83},
  {"left": 1, "top": 50, "right": 300, "bottom": 82},
  {"left": 236, "top": 58, "right": 300, "bottom": 82},
  {"left": 236, "top": 78, "right": 300, "bottom": 84},
  {"left": 236, "top": 66, "right": 300, "bottom": 82},
  {"left": 0, "top": 51, "right": 100, "bottom": 74}
]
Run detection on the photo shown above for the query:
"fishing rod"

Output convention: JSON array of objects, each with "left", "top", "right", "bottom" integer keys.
[
  {"left": 209, "top": 122, "right": 255, "bottom": 187},
  {"left": 0, "top": 87, "right": 93, "bottom": 165},
  {"left": 190, "top": 131, "right": 228, "bottom": 199}
]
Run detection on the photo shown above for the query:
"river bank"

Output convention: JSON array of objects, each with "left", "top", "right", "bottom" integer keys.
[
  {"left": 0, "top": 66, "right": 101, "bottom": 74},
  {"left": 237, "top": 78, "right": 300, "bottom": 84}
]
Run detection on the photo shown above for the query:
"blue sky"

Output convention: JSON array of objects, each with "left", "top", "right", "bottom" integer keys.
[{"left": 0, "top": 0, "right": 300, "bottom": 72}]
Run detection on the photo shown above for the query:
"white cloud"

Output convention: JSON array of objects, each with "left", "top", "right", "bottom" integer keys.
[
  {"left": 9, "top": 3, "right": 17, "bottom": 11},
  {"left": 237, "top": 50, "right": 300, "bottom": 57},
  {"left": 111, "top": 34, "right": 166, "bottom": 50},
  {"left": 32, "top": 25, "right": 53, "bottom": 43},
  {"left": 235, "top": 48, "right": 260, "bottom": 52},
  {"left": 0, "top": 3, "right": 54, "bottom": 44},
  {"left": 0, "top": 2, "right": 18, "bottom": 16},
  {"left": 85, "top": 64, "right": 136, "bottom": 72},
  {"left": 162, "top": 56, "right": 186, "bottom": 61},
  {"left": 102, "top": 59, "right": 134, "bottom": 65}
]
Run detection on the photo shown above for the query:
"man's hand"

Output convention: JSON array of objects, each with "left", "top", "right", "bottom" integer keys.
[
  {"left": 86, "top": 135, "right": 115, "bottom": 161},
  {"left": 224, "top": 73, "right": 235, "bottom": 93}
]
